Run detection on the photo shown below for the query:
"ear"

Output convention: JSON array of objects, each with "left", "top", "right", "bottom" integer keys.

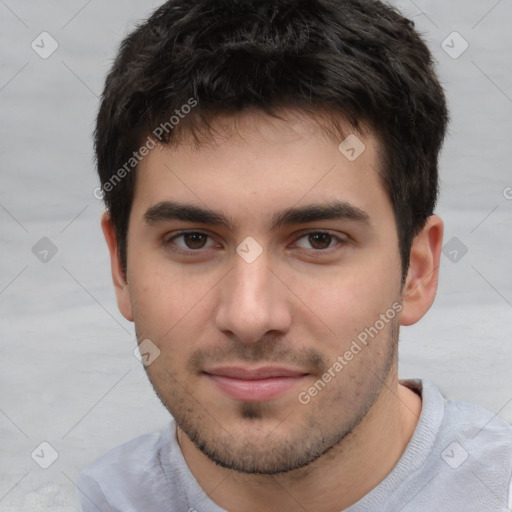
[
  {"left": 101, "top": 211, "right": 134, "bottom": 322},
  {"left": 400, "top": 215, "right": 443, "bottom": 326}
]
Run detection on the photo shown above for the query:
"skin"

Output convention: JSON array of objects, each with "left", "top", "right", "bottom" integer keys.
[{"left": 102, "top": 109, "right": 443, "bottom": 511}]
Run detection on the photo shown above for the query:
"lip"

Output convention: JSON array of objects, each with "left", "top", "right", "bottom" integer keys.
[{"left": 203, "top": 366, "right": 308, "bottom": 402}]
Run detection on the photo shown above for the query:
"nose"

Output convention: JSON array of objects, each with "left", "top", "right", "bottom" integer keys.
[{"left": 214, "top": 250, "right": 292, "bottom": 343}]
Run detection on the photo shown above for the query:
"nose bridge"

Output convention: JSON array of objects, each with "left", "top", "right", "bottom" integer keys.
[
  {"left": 230, "top": 251, "right": 274, "bottom": 313},
  {"left": 232, "top": 250, "right": 272, "bottom": 302},
  {"left": 215, "top": 250, "right": 290, "bottom": 341}
]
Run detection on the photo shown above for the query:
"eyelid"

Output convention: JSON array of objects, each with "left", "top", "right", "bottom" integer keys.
[
  {"left": 294, "top": 228, "right": 349, "bottom": 240},
  {"left": 291, "top": 229, "right": 349, "bottom": 250},
  {"left": 164, "top": 230, "right": 219, "bottom": 252},
  {"left": 163, "top": 229, "right": 349, "bottom": 254}
]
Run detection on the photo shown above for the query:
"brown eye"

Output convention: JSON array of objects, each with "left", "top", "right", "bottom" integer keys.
[
  {"left": 295, "top": 231, "right": 343, "bottom": 251},
  {"left": 182, "top": 233, "right": 208, "bottom": 249},
  {"left": 165, "top": 231, "right": 216, "bottom": 252},
  {"left": 307, "top": 233, "right": 333, "bottom": 250}
]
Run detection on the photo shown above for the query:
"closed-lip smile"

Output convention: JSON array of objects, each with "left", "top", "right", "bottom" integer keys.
[{"left": 203, "top": 366, "right": 308, "bottom": 402}]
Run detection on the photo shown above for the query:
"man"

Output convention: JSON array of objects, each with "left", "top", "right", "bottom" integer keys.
[{"left": 77, "top": 0, "right": 512, "bottom": 510}]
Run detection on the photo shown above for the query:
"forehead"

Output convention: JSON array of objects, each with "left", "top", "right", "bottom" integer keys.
[
  {"left": 166, "top": 107, "right": 376, "bottom": 155},
  {"left": 132, "top": 109, "right": 390, "bottom": 227}
]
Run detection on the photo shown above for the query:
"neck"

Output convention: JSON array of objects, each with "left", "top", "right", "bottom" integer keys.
[{"left": 177, "top": 374, "right": 422, "bottom": 512}]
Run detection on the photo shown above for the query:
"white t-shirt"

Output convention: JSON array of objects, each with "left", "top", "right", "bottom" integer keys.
[{"left": 77, "top": 379, "right": 512, "bottom": 511}]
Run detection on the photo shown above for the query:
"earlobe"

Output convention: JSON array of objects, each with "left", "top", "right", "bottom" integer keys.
[
  {"left": 101, "top": 211, "right": 134, "bottom": 322},
  {"left": 400, "top": 215, "right": 444, "bottom": 326}
]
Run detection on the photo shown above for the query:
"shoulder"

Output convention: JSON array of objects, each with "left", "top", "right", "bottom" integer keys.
[
  {"left": 77, "top": 425, "right": 174, "bottom": 511},
  {"left": 79, "top": 429, "right": 163, "bottom": 480},
  {"left": 442, "top": 393, "right": 512, "bottom": 443},
  {"left": 435, "top": 386, "right": 512, "bottom": 507},
  {"left": 390, "top": 379, "right": 512, "bottom": 509},
  {"left": 406, "top": 378, "right": 512, "bottom": 443},
  {"left": 417, "top": 379, "right": 512, "bottom": 466}
]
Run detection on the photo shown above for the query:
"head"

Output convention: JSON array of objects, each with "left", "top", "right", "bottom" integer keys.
[{"left": 97, "top": 0, "right": 448, "bottom": 474}]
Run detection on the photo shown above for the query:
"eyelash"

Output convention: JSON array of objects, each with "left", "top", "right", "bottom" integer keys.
[{"left": 163, "top": 230, "right": 348, "bottom": 255}]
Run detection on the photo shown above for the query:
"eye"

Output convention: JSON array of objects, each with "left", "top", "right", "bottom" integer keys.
[
  {"left": 293, "top": 231, "right": 347, "bottom": 251},
  {"left": 164, "top": 231, "right": 218, "bottom": 251}
]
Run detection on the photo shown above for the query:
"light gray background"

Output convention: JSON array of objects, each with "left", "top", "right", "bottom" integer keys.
[{"left": 1, "top": 0, "right": 511, "bottom": 509}]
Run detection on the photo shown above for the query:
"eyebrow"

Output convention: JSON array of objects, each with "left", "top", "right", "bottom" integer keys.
[{"left": 143, "top": 200, "right": 371, "bottom": 231}]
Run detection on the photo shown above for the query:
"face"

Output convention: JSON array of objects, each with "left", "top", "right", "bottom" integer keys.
[{"left": 120, "top": 110, "right": 405, "bottom": 474}]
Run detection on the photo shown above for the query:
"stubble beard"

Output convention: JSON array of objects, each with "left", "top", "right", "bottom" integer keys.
[{"left": 144, "top": 319, "right": 399, "bottom": 475}]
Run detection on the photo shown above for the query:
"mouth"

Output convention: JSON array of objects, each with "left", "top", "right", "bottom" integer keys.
[{"left": 202, "top": 366, "right": 308, "bottom": 402}]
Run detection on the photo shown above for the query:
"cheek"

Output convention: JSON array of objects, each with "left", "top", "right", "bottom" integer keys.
[
  {"left": 288, "top": 261, "right": 399, "bottom": 352},
  {"left": 297, "top": 261, "right": 393, "bottom": 312},
  {"left": 128, "top": 269, "right": 185, "bottom": 339},
  {"left": 128, "top": 258, "right": 220, "bottom": 349}
]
